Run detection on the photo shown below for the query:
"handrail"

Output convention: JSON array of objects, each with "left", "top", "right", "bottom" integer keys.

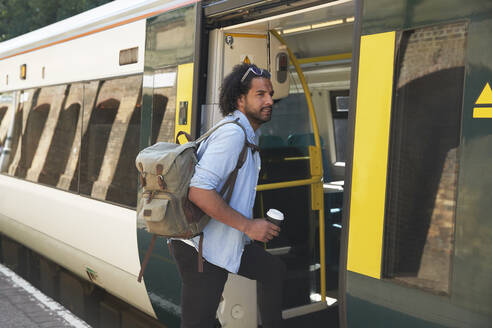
[
  {"left": 269, "top": 30, "right": 322, "bottom": 150},
  {"left": 298, "top": 53, "right": 352, "bottom": 65},
  {"left": 268, "top": 30, "right": 327, "bottom": 304},
  {"left": 256, "top": 177, "right": 321, "bottom": 192}
]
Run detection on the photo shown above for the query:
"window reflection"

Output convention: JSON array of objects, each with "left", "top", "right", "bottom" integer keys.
[
  {"left": 39, "top": 85, "right": 81, "bottom": 187},
  {"left": 106, "top": 90, "right": 142, "bottom": 207},
  {"left": 13, "top": 88, "right": 50, "bottom": 179},
  {"left": 78, "top": 75, "right": 143, "bottom": 207},
  {"left": 2, "top": 98, "right": 23, "bottom": 173},
  {"left": 0, "top": 93, "right": 14, "bottom": 172},
  {"left": 146, "top": 5, "right": 196, "bottom": 68},
  {"left": 79, "top": 96, "right": 119, "bottom": 196},
  {"left": 1, "top": 75, "right": 144, "bottom": 208},
  {"left": 0, "top": 106, "right": 7, "bottom": 125},
  {"left": 66, "top": 81, "right": 101, "bottom": 192},
  {"left": 1, "top": 86, "right": 84, "bottom": 188},
  {"left": 383, "top": 23, "right": 466, "bottom": 294},
  {"left": 152, "top": 94, "right": 169, "bottom": 144},
  {"left": 152, "top": 66, "right": 177, "bottom": 144}
]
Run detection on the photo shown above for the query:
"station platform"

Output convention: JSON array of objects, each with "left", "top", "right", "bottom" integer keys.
[{"left": 0, "top": 263, "right": 90, "bottom": 328}]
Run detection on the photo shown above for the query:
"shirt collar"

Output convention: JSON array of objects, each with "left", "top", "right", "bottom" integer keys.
[{"left": 230, "top": 110, "right": 259, "bottom": 144}]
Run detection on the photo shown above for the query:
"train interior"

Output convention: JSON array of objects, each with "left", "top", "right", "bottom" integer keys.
[{"left": 202, "top": 0, "right": 355, "bottom": 323}]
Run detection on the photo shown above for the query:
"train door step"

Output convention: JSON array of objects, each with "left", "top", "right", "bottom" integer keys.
[{"left": 282, "top": 303, "right": 339, "bottom": 328}]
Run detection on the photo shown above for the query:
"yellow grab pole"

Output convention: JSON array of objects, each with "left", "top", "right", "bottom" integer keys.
[
  {"left": 269, "top": 30, "right": 327, "bottom": 304},
  {"left": 269, "top": 30, "right": 322, "bottom": 149},
  {"left": 256, "top": 177, "right": 321, "bottom": 192},
  {"left": 318, "top": 199, "right": 326, "bottom": 302},
  {"left": 298, "top": 53, "right": 352, "bottom": 65}
]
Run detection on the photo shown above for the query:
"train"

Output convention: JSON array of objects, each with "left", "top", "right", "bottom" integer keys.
[{"left": 0, "top": 0, "right": 491, "bottom": 327}]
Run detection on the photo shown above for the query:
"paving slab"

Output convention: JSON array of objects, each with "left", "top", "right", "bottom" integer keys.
[{"left": 0, "top": 263, "right": 91, "bottom": 328}]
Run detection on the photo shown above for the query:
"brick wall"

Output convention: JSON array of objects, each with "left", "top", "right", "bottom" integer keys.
[
  {"left": 387, "top": 22, "right": 467, "bottom": 294},
  {"left": 398, "top": 22, "right": 467, "bottom": 88}
]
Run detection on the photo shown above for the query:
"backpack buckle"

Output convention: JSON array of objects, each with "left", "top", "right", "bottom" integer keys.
[
  {"left": 145, "top": 191, "right": 156, "bottom": 203},
  {"left": 157, "top": 175, "right": 167, "bottom": 190}
]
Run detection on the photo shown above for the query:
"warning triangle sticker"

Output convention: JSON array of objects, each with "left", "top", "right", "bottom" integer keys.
[
  {"left": 475, "top": 82, "right": 492, "bottom": 105},
  {"left": 243, "top": 56, "right": 251, "bottom": 65}
]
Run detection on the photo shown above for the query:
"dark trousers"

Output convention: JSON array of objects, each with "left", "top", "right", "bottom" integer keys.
[{"left": 170, "top": 240, "right": 286, "bottom": 328}]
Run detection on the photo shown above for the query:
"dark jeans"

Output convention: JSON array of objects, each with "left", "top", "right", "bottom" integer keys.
[{"left": 170, "top": 240, "right": 286, "bottom": 328}]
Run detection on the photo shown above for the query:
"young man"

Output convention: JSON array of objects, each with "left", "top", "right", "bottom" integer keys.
[{"left": 170, "top": 63, "right": 286, "bottom": 328}]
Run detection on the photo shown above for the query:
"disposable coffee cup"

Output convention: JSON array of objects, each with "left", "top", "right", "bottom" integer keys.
[{"left": 266, "top": 209, "right": 284, "bottom": 227}]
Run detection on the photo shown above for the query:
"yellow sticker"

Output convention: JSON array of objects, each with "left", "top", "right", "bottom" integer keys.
[
  {"left": 473, "top": 82, "right": 492, "bottom": 118},
  {"left": 475, "top": 82, "right": 492, "bottom": 105},
  {"left": 243, "top": 55, "right": 251, "bottom": 64},
  {"left": 473, "top": 107, "right": 492, "bottom": 118}
]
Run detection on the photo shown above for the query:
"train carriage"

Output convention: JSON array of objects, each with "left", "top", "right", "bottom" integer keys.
[
  {"left": 342, "top": 1, "right": 492, "bottom": 327},
  {"left": 0, "top": 0, "right": 491, "bottom": 327}
]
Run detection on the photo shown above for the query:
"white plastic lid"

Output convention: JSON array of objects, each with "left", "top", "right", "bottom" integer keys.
[{"left": 266, "top": 208, "right": 284, "bottom": 221}]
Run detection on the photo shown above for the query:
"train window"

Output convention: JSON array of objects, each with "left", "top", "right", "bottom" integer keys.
[
  {"left": 259, "top": 92, "right": 312, "bottom": 153},
  {"left": 383, "top": 22, "right": 467, "bottom": 295},
  {"left": 0, "top": 103, "right": 7, "bottom": 124},
  {"left": 151, "top": 67, "right": 177, "bottom": 144},
  {"left": 9, "top": 87, "right": 54, "bottom": 179},
  {"left": 329, "top": 90, "right": 349, "bottom": 163},
  {"left": 78, "top": 75, "right": 142, "bottom": 208},
  {"left": 0, "top": 92, "right": 14, "bottom": 173},
  {"left": 105, "top": 82, "right": 142, "bottom": 207},
  {"left": 1, "top": 93, "right": 23, "bottom": 175},
  {"left": 1, "top": 85, "right": 83, "bottom": 190},
  {"left": 38, "top": 84, "right": 82, "bottom": 188},
  {"left": 146, "top": 5, "right": 196, "bottom": 68}
]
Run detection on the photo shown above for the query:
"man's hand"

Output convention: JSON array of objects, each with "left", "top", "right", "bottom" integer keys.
[
  {"left": 244, "top": 219, "right": 281, "bottom": 243},
  {"left": 188, "top": 187, "right": 281, "bottom": 241}
]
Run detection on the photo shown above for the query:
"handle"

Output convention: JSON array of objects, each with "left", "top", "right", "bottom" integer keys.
[{"left": 175, "top": 131, "right": 192, "bottom": 144}]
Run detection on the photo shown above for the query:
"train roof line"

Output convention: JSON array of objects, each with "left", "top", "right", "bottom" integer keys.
[{"left": 0, "top": 0, "right": 198, "bottom": 61}]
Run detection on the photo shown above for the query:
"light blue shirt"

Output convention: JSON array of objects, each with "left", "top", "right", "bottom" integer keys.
[{"left": 189, "top": 110, "right": 261, "bottom": 273}]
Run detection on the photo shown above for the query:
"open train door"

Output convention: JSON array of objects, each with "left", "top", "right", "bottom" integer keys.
[
  {"left": 203, "top": 0, "right": 356, "bottom": 327},
  {"left": 137, "top": 1, "right": 206, "bottom": 326}
]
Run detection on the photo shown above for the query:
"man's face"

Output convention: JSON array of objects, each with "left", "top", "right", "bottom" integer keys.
[{"left": 237, "top": 77, "right": 274, "bottom": 130}]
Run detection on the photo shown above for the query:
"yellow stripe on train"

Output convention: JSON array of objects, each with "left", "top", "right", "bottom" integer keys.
[{"left": 347, "top": 31, "right": 396, "bottom": 279}]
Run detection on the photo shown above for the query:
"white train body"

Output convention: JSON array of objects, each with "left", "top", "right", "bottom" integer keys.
[
  {"left": 0, "top": 0, "right": 197, "bottom": 319},
  {"left": 0, "top": 175, "right": 153, "bottom": 315}
]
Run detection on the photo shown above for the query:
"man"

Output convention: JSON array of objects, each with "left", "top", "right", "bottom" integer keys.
[{"left": 170, "top": 63, "right": 286, "bottom": 328}]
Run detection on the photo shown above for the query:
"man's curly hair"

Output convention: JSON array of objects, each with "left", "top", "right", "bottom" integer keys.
[{"left": 219, "top": 63, "right": 270, "bottom": 117}]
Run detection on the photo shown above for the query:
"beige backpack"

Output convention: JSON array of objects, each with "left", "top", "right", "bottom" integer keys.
[{"left": 135, "top": 118, "right": 256, "bottom": 281}]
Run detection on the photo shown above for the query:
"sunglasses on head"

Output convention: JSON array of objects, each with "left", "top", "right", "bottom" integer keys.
[{"left": 240, "top": 66, "right": 271, "bottom": 83}]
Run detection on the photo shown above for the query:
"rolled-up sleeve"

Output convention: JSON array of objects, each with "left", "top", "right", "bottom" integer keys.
[{"left": 190, "top": 124, "right": 245, "bottom": 191}]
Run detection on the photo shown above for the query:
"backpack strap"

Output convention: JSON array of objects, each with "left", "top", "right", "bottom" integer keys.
[
  {"left": 193, "top": 117, "right": 257, "bottom": 203},
  {"left": 194, "top": 118, "right": 241, "bottom": 144},
  {"left": 196, "top": 119, "right": 257, "bottom": 272},
  {"left": 220, "top": 141, "right": 247, "bottom": 203},
  {"left": 197, "top": 232, "right": 204, "bottom": 272},
  {"left": 218, "top": 120, "right": 257, "bottom": 202},
  {"left": 137, "top": 234, "right": 157, "bottom": 283}
]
